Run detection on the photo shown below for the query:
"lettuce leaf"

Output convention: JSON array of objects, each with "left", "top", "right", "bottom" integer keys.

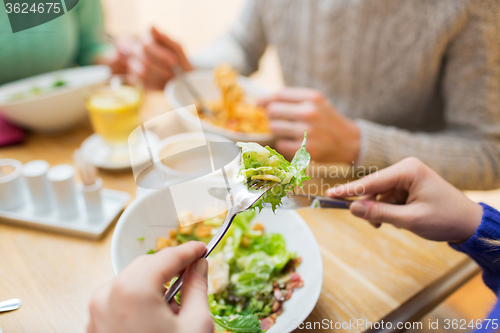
[
  {"left": 231, "top": 251, "right": 275, "bottom": 297},
  {"left": 214, "top": 314, "right": 264, "bottom": 333},
  {"left": 237, "top": 131, "right": 311, "bottom": 211}
]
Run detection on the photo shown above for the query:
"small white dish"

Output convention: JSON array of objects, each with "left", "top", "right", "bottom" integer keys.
[
  {"left": 165, "top": 70, "right": 274, "bottom": 146},
  {"left": 111, "top": 179, "right": 323, "bottom": 333},
  {"left": 0, "top": 66, "right": 110, "bottom": 132},
  {"left": 81, "top": 131, "right": 160, "bottom": 170}
]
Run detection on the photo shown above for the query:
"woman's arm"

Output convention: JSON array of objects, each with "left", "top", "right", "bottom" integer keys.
[{"left": 355, "top": 0, "right": 500, "bottom": 190}]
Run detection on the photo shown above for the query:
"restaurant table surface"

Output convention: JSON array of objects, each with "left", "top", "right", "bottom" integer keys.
[{"left": 1, "top": 92, "right": 500, "bottom": 333}]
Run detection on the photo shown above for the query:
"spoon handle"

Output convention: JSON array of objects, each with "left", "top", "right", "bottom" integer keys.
[{"left": 0, "top": 298, "right": 22, "bottom": 313}]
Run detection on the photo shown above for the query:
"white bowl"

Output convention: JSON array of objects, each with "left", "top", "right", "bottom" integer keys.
[
  {"left": 111, "top": 179, "right": 323, "bottom": 333},
  {"left": 165, "top": 70, "right": 274, "bottom": 146},
  {"left": 0, "top": 66, "right": 111, "bottom": 132}
]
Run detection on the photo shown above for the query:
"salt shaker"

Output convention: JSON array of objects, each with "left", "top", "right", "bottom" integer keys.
[
  {"left": 82, "top": 178, "right": 103, "bottom": 220},
  {"left": 74, "top": 149, "right": 103, "bottom": 220},
  {"left": 47, "top": 164, "right": 79, "bottom": 217},
  {"left": 22, "top": 160, "right": 52, "bottom": 212}
]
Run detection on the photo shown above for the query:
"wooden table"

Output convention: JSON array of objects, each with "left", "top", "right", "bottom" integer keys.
[{"left": 0, "top": 92, "right": 498, "bottom": 333}]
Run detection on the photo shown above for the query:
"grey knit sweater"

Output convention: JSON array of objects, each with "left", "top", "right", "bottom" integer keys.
[{"left": 192, "top": 0, "right": 500, "bottom": 190}]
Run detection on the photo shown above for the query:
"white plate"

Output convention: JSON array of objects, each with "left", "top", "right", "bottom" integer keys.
[
  {"left": 111, "top": 179, "right": 323, "bottom": 333},
  {"left": 0, "top": 66, "right": 110, "bottom": 132},
  {"left": 165, "top": 70, "right": 274, "bottom": 146}
]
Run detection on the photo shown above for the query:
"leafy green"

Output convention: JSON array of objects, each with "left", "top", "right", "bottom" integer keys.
[
  {"left": 7, "top": 78, "right": 67, "bottom": 102},
  {"left": 159, "top": 210, "right": 298, "bottom": 332},
  {"left": 52, "top": 79, "right": 66, "bottom": 88},
  {"left": 207, "top": 210, "right": 256, "bottom": 257},
  {"left": 146, "top": 249, "right": 155, "bottom": 254},
  {"left": 237, "top": 131, "right": 311, "bottom": 211},
  {"left": 214, "top": 314, "right": 264, "bottom": 333},
  {"left": 231, "top": 252, "right": 275, "bottom": 297},
  {"left": 176, "top": 232, "right": 198, "bottom": 244},
  {"left": 249, "top": 233, "right": 294, "bottom": 272}
]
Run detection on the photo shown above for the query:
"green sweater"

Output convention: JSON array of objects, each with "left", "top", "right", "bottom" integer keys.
[{"left": 0, "top": 0, "right": 109, "bottom": 86}]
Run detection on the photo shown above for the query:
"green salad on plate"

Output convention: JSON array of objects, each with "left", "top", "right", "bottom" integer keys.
[
  {"left": 150, "top": 137, "right": 310, "bottom": 332},
  {"left": 153, "top": 210, "right": 304, "bottom": 333}
]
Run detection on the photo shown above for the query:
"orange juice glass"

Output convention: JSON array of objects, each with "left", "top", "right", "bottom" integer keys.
[{"left": 86, "top": 75, "right": 143, "bottom": 147}]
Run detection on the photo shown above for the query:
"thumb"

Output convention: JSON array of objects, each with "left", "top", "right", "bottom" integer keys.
[
  {"left": 350, "top": 200, "right": 410, "bottom": 228},
  {"left": 179, "top": 259, "right": 213, "bottom": 331}
]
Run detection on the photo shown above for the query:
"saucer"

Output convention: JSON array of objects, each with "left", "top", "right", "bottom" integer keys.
[{"left": 81, "top": 132, "right": 160, "bottom": 170}]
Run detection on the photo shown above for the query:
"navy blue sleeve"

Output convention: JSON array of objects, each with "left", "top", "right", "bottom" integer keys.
[{"left": 449, "top": 203, "right": 500, "bottom": 296}]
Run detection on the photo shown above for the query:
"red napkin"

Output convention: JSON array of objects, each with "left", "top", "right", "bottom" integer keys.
[{"left": 0, "top": 113, "right": 25, "bottom": 147}]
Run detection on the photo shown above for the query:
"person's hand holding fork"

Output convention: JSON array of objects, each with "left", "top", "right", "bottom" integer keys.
[
  {"left": 128, "top": 27, "right": 192, "bottom": 90},
  {"left": 87, "top": 241, "right": 213, "bottom": 333}
]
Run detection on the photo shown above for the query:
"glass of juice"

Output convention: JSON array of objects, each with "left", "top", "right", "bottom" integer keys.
[{"left": 85, "top": 75, "right": 143, "bottom": 160}]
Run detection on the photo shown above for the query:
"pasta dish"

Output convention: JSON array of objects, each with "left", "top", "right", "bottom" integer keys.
[{"left": 201, "top": 65, "right": 270, "bottom": 134}]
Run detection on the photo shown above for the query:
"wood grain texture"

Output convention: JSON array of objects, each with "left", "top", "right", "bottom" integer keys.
[
  {"left": 293, "top": 209, "right": 472, "bottom": 333},
  {"left": 0, "top": 92, "right": 498, "bottom": 333}
]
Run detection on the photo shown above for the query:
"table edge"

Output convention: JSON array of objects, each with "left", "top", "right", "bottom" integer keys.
[{"left": 365, "top": 258, "right": 481, "bottom": 333}]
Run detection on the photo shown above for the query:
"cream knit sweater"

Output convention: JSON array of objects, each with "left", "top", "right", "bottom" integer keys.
[{"left": 192, "top": 0, "right": 500, "bottom": 190}]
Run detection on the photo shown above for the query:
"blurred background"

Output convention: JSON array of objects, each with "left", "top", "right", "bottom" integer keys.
[{"left": 101, "top": 0, "right": 284, "bottom": 91}]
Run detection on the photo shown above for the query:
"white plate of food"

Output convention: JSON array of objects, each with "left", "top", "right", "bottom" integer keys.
[
  {"left": 165, "top": 67, "right": 274, "bottom": 146},
  {"left": 111, "top": 177, "right": 323, "bottom": 333},
  {"left": 0, "top": 65, "right": 110, "bottom": 132}
]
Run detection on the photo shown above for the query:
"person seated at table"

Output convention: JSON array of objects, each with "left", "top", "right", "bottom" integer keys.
[
  {"left": 0, "top": 0, "right": 127, "bottom": 86},
  {"left": 87, "top": 157, "right": 500, "bottom": 333},
  {"left": 133, "top": 0, "right": 500, "bottom": 191}
]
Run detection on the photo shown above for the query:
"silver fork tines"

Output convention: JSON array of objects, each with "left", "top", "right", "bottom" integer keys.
[{"left": 163, "top": 179, "right": 278, "bottom": 304}]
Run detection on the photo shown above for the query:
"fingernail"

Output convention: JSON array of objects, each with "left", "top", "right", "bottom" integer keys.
[
  {"left": 194, "top": 259, "right": 208, "bottom": 280},
  {"left": 351, "top": 201, "right": 367, "bottom": 217}
]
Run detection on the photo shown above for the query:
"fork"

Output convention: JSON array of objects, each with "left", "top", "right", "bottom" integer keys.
[
  {"left": 163, "top": 179, "right": 278, "bottom": 304},
  {"left": 172, "top": 65, "right": 214, "bottom": 119}
]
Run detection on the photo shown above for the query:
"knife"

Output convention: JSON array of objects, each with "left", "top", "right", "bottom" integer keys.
[{"left": 208, "top": 187, "right": 352, "bottom": 209}]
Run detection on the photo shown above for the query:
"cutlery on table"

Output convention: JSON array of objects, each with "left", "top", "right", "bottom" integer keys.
[
  {"left": 0, "top": 298, "right": 22, "bottom": 313},
  {"left": 208, "top": 187, "right": 353, "bottom": 210},
  {"left": 164, "top": 179, "right": 278, "bottom": 303}
]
